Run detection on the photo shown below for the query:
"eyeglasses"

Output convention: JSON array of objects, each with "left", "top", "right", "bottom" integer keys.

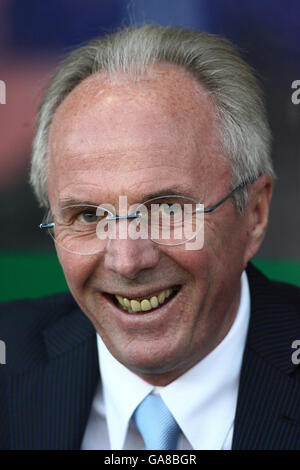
[{"left": 40, "top": 182, "right": 248, "bottom": 255}]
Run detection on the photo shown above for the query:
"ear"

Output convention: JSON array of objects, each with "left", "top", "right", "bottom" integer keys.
[{"left": 243, "top": 174, "right": 273, "bottom": 266}]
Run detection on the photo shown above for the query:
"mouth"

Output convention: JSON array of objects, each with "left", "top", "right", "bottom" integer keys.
[{"left": 104, "top": 285, "right": 181, "bottom": 314}]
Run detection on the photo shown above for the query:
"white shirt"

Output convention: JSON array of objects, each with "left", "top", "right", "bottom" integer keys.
[{"left": 81, "top": 271, "right": 250, "bottom": 450}]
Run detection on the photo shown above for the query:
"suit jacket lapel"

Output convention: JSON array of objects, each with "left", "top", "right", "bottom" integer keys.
[
  {"left": 232, "top": 263, "right": 300, "bottom": 449},
  {"left": 9, "top": 307, "right": 99, "bottom": 450}
]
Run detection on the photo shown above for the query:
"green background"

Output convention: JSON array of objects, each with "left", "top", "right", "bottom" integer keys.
[{"left": 0, "top": 252, "right": 299, "bottom": 302}]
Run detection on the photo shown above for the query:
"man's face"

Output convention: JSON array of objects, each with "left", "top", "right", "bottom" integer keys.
[{"left": 47, "top": 65, "right": 253, "bottom": 384}]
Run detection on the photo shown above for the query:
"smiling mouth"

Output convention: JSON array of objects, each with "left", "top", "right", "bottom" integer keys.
[{"left": 106, "top": 286, "right": 180, "bottom": 314}]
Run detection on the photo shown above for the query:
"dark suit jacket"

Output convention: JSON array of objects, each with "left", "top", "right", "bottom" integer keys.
[{"left": 0, "top": 263, "right": 300, "bottom": 450}]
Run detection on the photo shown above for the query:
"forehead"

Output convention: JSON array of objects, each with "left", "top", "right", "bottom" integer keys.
[{"left": 48, "top": 64, "right": 228, "bottom": 205}]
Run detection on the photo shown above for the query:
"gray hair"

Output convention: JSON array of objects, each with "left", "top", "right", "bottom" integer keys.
[{"left": 30, "top": 24, "right": 275, "bottom": 211}]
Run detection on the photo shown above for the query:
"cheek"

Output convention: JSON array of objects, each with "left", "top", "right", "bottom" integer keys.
[
  {"left": 204, "top": 215, "right": 249, "bottom": 281},
  {"left": 164, "top": 245, "right": 212, "bottom": 288},
  {"left": 57, "top": 247, "right": 99, "bottom": 292},
  {"left": 165, "top": 220, "right": 245, "bottom": 290}
]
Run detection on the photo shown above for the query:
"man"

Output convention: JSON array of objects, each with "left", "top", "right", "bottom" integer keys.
[{"left": 1, "top": 25, "right": 300, "bottom": 450}]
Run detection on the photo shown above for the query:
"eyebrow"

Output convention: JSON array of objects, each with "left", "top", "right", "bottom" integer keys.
[
  {"left": 58, "top": 186, "right": 195, "bottom": 208},
  {"left": 58, "top": 199, "right": 100, "bottom": 208}
]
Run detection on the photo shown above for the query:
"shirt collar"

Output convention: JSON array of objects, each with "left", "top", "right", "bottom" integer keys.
[
  {"left": 98, "top": 336, "right": 153, "bottom": 449},
  {"left": 97, "top": 270, "right": 250, "bottom": 450}
]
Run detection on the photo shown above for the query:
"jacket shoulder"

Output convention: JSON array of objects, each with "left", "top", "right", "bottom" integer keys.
[
  {"left": 246, "top": 262, "right": 300, "bottom": 313},
  {"left": 0, "top": 293, "right": 80, "bottom": 449},
  {"left": 0, "top": 292, "right": 76, "bottom": 332},
  {"left": 0, "top": 293, "right": 77, "bottom": 374}
]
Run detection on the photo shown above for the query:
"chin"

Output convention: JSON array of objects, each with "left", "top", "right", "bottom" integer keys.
[{"left": 111, "top": 336, "right": 188, "bottom": 377}]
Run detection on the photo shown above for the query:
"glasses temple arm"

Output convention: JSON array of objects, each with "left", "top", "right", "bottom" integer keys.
[{"left": 203, "top": 182, "right": 247, "bottom": 214}]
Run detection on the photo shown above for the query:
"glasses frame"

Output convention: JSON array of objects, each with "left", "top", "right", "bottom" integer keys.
[{"left": 39, "top": 181, "right": 249, "bottom": 231}]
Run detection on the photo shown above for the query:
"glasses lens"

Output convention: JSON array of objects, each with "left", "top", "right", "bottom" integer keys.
[
  {"left": 47, "top": 204, "right": 115, "bottom": 255},
  {"left": 42, "top": 198, "right": 204, "bottom": 252},
  {"left": 135, "top": 195, "right": 204, "bottom": 246}
]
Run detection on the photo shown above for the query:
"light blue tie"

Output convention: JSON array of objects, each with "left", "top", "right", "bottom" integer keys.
[{"left": 133, "top": 393, "right": 180, "bottom": 450}]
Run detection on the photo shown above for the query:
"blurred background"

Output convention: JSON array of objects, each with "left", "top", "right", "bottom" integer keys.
[{"left": 0, "top": 0, "right": 299, "bottom": 301}]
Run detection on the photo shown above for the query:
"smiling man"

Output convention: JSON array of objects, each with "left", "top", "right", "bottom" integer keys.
[{"left": 1, "top": 25, "right": 300, "bottom": 450}]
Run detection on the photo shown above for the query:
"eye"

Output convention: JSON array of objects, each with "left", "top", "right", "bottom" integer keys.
[
  {"left": 159, "top": 203, "right": 182, "bottom": 216},
  {"left": 77, "top": 210, "right": 99, "bottom": 223}
]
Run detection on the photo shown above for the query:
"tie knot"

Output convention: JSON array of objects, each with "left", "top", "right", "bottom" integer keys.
[{"left": 133, "top": 393, "right": 180, "bottom": 450}]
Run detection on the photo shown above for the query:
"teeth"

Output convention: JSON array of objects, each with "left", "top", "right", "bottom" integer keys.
[
  {"left": 116, "top": 295, "right": 125, "bottom": 306},
  {"left": 150, "top": 296, "right": 159, "bottom": 308},
  {"left": 114, "top": 287, "right": 177, "bottom": 313},
  {"left": 130, "top": 300, "right": 141, "bottom": 313},
  {"left": 140, "top": 299, "right": 152, "bottom": 311},
  {"left": 158, "top": 291, "right": 166, "bottom": 304}
]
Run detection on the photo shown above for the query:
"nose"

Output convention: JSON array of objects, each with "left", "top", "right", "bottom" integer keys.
[{"left": 104, "top": 235, "right": 160, "bottom": 280}]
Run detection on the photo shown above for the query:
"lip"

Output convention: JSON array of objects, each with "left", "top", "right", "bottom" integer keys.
[{"left": 101, "top": 285, "right": 182, "bottom": 320}]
